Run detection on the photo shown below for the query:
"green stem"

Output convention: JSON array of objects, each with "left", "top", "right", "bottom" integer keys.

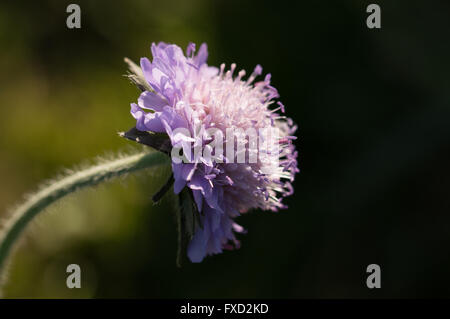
[{"left": 0, "top": 151, "right": 168, "bottom": 279}]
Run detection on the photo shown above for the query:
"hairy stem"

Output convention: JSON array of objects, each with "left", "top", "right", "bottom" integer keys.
[{"left": 0, "top": 151, "right": 168, "bottom": 278}]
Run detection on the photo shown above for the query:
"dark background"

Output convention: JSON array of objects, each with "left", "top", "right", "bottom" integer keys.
[{"left": 1, "top": 0, "right": 449, "bottom": 298}]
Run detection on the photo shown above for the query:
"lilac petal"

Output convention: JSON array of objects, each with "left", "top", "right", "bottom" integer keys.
[
  {"left": 194, "top": 43, "right": 208, "bottom": 67},
  {"left": 172, "top": 163, "right": 186, "bottom": 193},
  {"left": 207, "top": 229, "right": 223, "bottom": 253},
  {"left": 139, "top": 57, "right": 156, "bottom": 90},
  {"left": 165, "top": 44, "right": 186, "bottom": 65},
  {"left": 204, "top": 186, "right": 222, "bottom": 213},
  {"left": 173, "top": 177, "right": 187, "bottom": 194},
  {"left": 160, "top": 106, "right": 188, "bottom": 131},
  {"left": 188, "top": 174, "right": 208, "bottom": 193},
  {"left": 181, "top": 163, "right": 196, "bottom": 181},
  {"left": 138, "top": 91, "right": 168, "bottom": 111},
  {"left": 151, "top": 42, "right": 169, "bottom": 59},
  {"left": 131, "top": 105, "right": 165, "bottom": 133},
  {"left": 131, "top": 103, "right": 165, "bottom": 132},
  {"left": 187, "top": 217, "right": 210, "bottom": 263},
  {"left": 205, "top": 205, "right": 221, "bottom": 232},
  {"left": 172, "top": 162, "right": 197, "bottom": 194},
  {"left": 130, "top": 103, "right": 146, "bottom": 131},
  {"left": 188, "top": 173, "right": 217, "bottom": 211},
  {"left": 140, "top": 57, "right": 168, "bottom": 94},
  {"left": 143, "top": 113, "right": 165, "bottom": 132}
]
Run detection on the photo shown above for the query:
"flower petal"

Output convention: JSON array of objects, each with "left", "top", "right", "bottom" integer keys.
[{"left": 138, "top": 91, "right": 168, "bottom": 111}]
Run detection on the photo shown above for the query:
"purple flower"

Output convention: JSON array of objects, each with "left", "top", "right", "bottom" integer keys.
[{"left": 130, "top": 42, "right": 299, "bottom": 262}]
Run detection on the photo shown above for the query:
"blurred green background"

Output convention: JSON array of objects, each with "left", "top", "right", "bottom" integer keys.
[{"left": 1, "top": 0, "right": 450, "bottom": 298}]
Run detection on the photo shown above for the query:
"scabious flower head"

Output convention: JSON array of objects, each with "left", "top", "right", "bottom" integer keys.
[{"left": 130, "top": 42, "right": 298, "bottom": 262}]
